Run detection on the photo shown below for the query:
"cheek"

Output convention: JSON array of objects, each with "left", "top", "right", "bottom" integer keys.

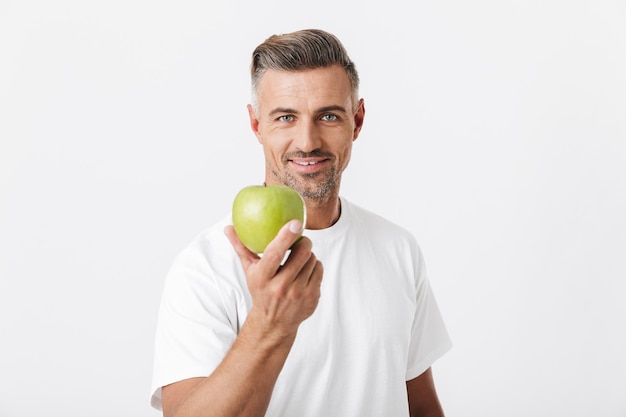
[
  {"left": 336, "top": 144, "right": 353, "bottom": 168},
  {"left": 262, "top": 140, "right": 288, "bottom": 165}
]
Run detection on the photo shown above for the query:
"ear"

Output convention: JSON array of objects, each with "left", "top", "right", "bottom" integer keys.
[
  {"left": 352, "top": 98, "right": 365, "bottom": 141},
  {"left": 247, "top": 104, "right": 263, "bottom": 143}
]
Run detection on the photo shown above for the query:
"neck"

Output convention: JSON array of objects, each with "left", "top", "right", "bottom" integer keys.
[{"left": 303, "top": 194, "right": 341, "bottom": 230}]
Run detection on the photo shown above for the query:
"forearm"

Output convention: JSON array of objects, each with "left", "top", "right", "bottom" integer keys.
[
  {"left": 407, "top": 368, "right": 445, "bottom": 417},
  {"left": 167, "top": 315, "right": 296, "bottom": 417},
  {"left": 163, "top": 224, "right": 321, "bottom": 417}
]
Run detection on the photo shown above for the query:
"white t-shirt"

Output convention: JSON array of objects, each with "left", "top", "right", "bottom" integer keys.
[{"left": 151, "top": 198, "right": 452, "bottom": 416}]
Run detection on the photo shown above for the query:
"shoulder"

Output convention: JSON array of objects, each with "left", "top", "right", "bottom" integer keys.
[
  {"left": 339, "top": 198, "right": 429, "bottom": 288},
  {"left": 343, "top": 198, "right": 417, "bottom": 245}
]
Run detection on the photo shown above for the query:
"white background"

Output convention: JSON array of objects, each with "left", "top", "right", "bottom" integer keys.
[{"left": 1, "top": 1, "right": 625, "bottom": 416}]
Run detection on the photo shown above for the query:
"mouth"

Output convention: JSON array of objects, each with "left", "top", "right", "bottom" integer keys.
[
  {"left": 288, "top": 157, "right": 328, "bottom": 173},
  {"left": 292, "top": 159, "right": 325, "bottom": 166},
  {"left": 287, "top": 156, "right": 330, "bottom": 174},
  {"left": 286, "top": 151, "right": 333, "bottom": 173}
]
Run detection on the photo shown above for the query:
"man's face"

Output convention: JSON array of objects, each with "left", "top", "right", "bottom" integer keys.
[{"left": 248, "top": 65, "right": 365, "bottom": 201}]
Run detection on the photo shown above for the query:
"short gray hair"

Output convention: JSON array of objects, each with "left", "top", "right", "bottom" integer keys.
[{"left": 250, "top": 29, "right": 359, "bottom": 113}]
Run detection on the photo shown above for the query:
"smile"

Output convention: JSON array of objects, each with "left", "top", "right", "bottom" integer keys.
[{"left": 288, "top": 157, "right": 329, "bottom": 173}]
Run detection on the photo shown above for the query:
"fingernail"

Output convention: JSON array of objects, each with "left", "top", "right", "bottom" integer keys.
[{"left": 289, "top": 220, "right": 303, "bottom": 233}]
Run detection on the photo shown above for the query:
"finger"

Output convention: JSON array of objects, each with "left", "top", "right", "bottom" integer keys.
[
  {"left": 291, "top": 251, "right": 322, "bottom": 287},
  {"left": 307, "top": 258, "right": 323, "bottom": 287},
  {"left": 275, "top": 236, "right": 315, "bottom": 282},
  {"left": 256, "top": 219, "right": 306, "bottom": 278},
  {"left": 224, "top": 225, "right": 259, "bottom": 270},
  {"left": 288, "top": 250, "right": 317, "bottom": 284},
  {"left": 296, "top": 253, "right": 323, "bottom": 288}
]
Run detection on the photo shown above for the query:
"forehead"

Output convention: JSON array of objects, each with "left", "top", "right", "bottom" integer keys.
[{"left": 257, "top": 65, "right": 353, "bottom": 111}]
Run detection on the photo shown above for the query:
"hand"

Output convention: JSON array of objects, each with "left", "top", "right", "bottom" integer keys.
[{"left": 224, "top": 220, "right": 323, "bottom": 340}]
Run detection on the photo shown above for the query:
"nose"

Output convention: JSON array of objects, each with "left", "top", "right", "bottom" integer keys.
[{"left": 293, "top": 119, "right": 321, "bottom": 153}]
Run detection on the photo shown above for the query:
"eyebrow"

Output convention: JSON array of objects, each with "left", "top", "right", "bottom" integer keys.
[
  {"left": 318, "top": 105, "right": 348, "bottom": 114},
  {"left": 268, "top": 107, "right": 298, "bottom": 117},
  {"left": 268, "top": 105, "right": 348, "bottom": 117}
]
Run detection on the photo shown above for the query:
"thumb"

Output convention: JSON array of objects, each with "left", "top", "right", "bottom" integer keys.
[
  {"left": 256, "top": 219, "right": 304, "bottom": 273},
  {"left": 266, "top": 219, "right": 303, "bottom": 253}
]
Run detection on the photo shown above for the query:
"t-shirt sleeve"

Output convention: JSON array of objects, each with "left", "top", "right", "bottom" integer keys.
[
  {"left": 405, "top": 241, "right": 453, "bottom": 380},
  {"left": 150, "top": 237, "right": 240, "bottom": 410}
]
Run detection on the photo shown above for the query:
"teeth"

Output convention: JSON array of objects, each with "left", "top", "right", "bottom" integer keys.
[{"left": 295, "top": 161, "right": 318, "bottom": 166}]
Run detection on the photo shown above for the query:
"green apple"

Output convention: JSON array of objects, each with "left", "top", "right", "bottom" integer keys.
[{"left": 232, "top": 184, "right": 306, "bottom": 253}]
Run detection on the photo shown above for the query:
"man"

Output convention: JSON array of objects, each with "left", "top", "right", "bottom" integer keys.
[{"left": 151, "top": 29, "right": 452, "bottom": 417}]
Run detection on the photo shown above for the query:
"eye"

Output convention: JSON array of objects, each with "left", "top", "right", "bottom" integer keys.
[
  {"left": 278, "top": 115, "right": 294, "bottom": 122},
  {"left": 320, "top": 113, "right": 338, "bottom": 122}
]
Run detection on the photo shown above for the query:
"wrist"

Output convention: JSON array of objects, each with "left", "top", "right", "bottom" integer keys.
[{"left": 239, "top": 309, "right": 298, "bottom": 352}]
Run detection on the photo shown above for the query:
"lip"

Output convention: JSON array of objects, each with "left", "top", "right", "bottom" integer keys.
[{"left": 288, "top": 157, "right": 329, "bottom": 173}]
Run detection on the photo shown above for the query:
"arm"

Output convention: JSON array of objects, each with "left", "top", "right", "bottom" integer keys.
[
  {"left": 406, "top": 367, "right": 446, "bottom": 417},
  {"left": 162, "top": 220, "right": 323, "bottom": 417}
]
